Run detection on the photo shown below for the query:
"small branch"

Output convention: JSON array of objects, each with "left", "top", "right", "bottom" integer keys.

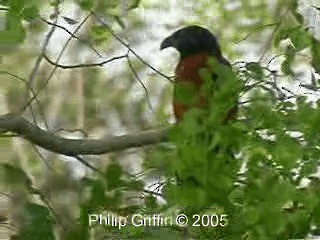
[
  {"left": 258, "top": 8, "right": 290, "bottom": 62},
  {"left": 74, "top": 155, "right": 103, "bottom": 175},
  {"left": 21, "top": 13, "right": 93, "bottom": 113},
  {"left": 43, "top": 53, "right": 127, "bottom": 69},
  {"left": 235, "top": 23, "right": 278, "bottom": 44},
  {"left": 92, "top": 13, "right": 174, "bottom": 83},
  {"left": 0, "top": 71, "right": 38, "bottom": 100},
  {"left": 0, "top": 114, "right": 170, "bottom": 156},
  {"left": 0, "top": 7, "right": 9, "bottom": 11},
  {"left": 0, "top": 71, "right": 48, "bottom": 128},
  {"left": 24, "top": 3, "right": 61, "bottom": 128},
  {"left": 40, "top": 17, "right": 102, "bottom": 57},
  {"left": 126, "top": 54, "right": 155, "bottom": 113},
  {"left": 28, "top": 4, "right": 60, "bottom": 86}
]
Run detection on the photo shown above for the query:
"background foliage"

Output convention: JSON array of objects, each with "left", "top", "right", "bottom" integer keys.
[{"left": 1, "top": 0, "right": 320, "bottom": 239}]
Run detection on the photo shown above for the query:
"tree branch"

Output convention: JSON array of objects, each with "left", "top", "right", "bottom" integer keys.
[
  {"left": 43, "top": 53, "right": 127, "bottom": 69},
  {"left": 0, "top": 114, "right": 169, "bottom": 156}
]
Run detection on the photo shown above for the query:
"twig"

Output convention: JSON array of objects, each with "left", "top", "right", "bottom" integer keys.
[
  {"left": 235, "top": 23, "right": 278, "bottom": 44},
  {"left": 0, "top": 71, "right": 48, "bottom": 128},
  {"left": 92, "top": 12, "right": 174, "bottom": 83},
  {"left": 74, "top": 155, "right": 103, "bottom": 175},
  {"left": 40, "top": 17, "right": 102, "bottom": 57},
  {"left": 28, "top": 4, "right": 60, "bottom": 87},
  {"left": 126, "top": 54, "right": 155, "bottom": 113},
  {"left": 142, "top": 189, "right": 163, "bottom": 197},
  {"left": 258, "top": 8, "right": 290, "bottom": 62},
  {"left": 42, "top": 52, "right": 127, "bottom": 69},
  {"left": 21, "top": 13, "right": 93, "bottom": 113},
  {"left": 24, "top": 3, "right": 61, "bottom": 128},
  {"left": 0, "top": 71, "right": 38, "bottom": 100}
]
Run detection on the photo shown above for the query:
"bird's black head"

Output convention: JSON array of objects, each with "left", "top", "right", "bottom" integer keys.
[{"left": 160, "top": 25, "right": 222, "bottom": 59}]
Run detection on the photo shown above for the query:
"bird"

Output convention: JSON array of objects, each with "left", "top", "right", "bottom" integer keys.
[
  {"left": 160, "top": 25, "right": 236, "bottom": 122},
  {"left": 160, "top": 26, "right": 240, "bottom": 194}
]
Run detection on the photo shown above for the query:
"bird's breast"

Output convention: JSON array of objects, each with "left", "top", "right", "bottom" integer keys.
[
  {"left": 175, "top": 53, "right": 209, "bottom": 86},
  {"left": 173, "top": 53, "right": 211, "bottom": 122}
]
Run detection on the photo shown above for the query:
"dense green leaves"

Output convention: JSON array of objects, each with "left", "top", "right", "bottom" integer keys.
[
  {"left": 1, "top": 0, "right": 320, "bottom": 239},
  {"left": 146, "top": 49, "right": 320, "bottom": 238}
]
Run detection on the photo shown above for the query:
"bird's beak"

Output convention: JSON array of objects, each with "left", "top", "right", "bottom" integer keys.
[{"left": 160, "top": 35, "right": 175, "bottom": 50}]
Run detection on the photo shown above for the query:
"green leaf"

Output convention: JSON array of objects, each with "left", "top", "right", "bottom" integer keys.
[
  {"left": 244, "top": 207, "right": 260, "bottom": 225},
  {"left": 145, "top": 195, "right": 158, "bottom": 209},
  {"left": 124, "top": 178, "right": 144, "bottom": 192},
  {"left": 285, "top": 44, "right": 296, "bottom": 60},
  {"left": 0, "top": 0, "right": 9, "bottom": 6},
  {"left": 113, "top": 15, "right": 125, "bottom": 29},
  {"left": 19, "top": 203, "right": 54, "bottom": 240},
  {"left": 273, "top": 24, "right": 290, "bottom": 47},
  {"left": 311, "top": 38, "right": 320, "bottom": 74},
  {"left": 288, "top": 28, "right": 311, "bottom": 51},
  {"left": 272, "top": 135, "right": 301, "bottom": 170},
  {"left": 10, "top": 0, "right": 26, "bottom": 13},
  {"left": 78, "top": 0, "right": 94, "bottom": 10},
  {"left": 281, "top": 59, "right": 291, "bottom": 76},
  {"left": 164, "top": 182, "right": 208, "bottom": 206},
  {"left": 127, "top": 0, "right": 141, "bottom": 10},
  {"left": 0, "top": 163, "right": 32, "bottom": 187},
  {"left": 105, "top": 162, "right": 123, "bottom": 190},
  {"left": 281, "top": 44, "right": 295, "bottom": 76},
  {"left": 246, "top": 62, "right": 264, "bottom": 80},
  {"left": 90, "top": 179, "right": 106, "bottom": 208},
  {"left": 0, "top": 12, "right": 25, "bottom": 47},
  {"left": 21, "top": 5, "right": 38, "bottom": 20},
  {"left": 90, "top": 25, "right": 111, "bottom": 45}
]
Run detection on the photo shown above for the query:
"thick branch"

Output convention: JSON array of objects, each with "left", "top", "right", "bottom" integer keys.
[{"left": 0, "top": 114, "right": 169, "bottom": 156}]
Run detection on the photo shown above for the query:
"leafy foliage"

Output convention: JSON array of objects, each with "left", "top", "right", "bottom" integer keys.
[
  {"left": 146, "top": 56, "right": 320, "bottom": 238},
  {"left": 0, "top": 0, "right": 40, "bottom": 48},
  {"left": 1, "top": 0, "right": 320, "bottom": 239}
]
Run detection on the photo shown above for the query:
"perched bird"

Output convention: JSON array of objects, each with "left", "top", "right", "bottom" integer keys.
[
  {"left": 160, "top": 25, "right": 236, "bottom": 122},
  {"left": 160, "top": 26, "right": 238, "bottom": 191}
]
